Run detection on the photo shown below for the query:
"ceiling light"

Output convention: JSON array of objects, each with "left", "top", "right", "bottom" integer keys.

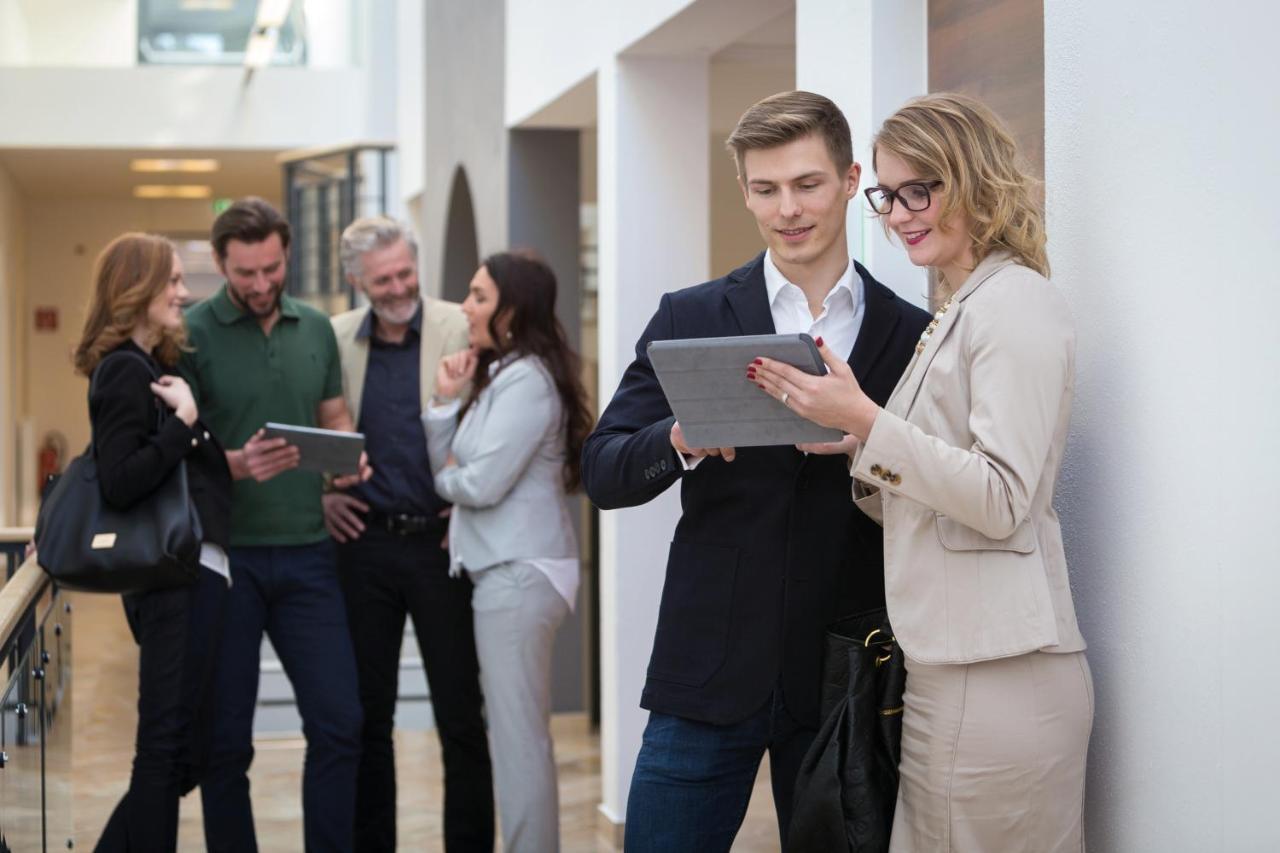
[
  {"left": 180, "top": 0, "right": 235, "bottom": 10},
  {"left": 130, "top": 158, "right": 220, "bottom": 173},
  {"left": 133, "top": 185, "right": 213, "bottom": 200}
]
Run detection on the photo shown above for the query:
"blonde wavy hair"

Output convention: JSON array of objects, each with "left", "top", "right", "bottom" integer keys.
[
  {"left": 872, "top": 93, "right": 1048, "bottom": 289},
  {"left": 73, "top": 233, "right": 186, "bottom": 376}
]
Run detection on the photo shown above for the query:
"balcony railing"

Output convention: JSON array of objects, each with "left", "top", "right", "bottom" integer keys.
[{"left": 0, "top": 530, "right": 73, "bottom": 852}]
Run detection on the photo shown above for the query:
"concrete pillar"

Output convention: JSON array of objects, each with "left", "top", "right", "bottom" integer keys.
[
  {"left": 594, "top": 53, "right": 710, "bottom": 836},
  {"left": 796, "top": 0, "right": 927, "bottom": 307}
]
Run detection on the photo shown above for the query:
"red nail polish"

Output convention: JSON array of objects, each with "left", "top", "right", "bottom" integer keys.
[
  {"left": 815, "top": 336, "right": 824, "bottom": 348},
  {"left": 753, "top": 358, "right": 763, "bottom": 365},
  {"left": 757, "top": 383, "right": 766, "bottom": 390}
]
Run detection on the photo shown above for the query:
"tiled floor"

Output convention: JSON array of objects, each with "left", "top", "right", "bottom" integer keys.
[{"left": 69, "top": 590, "right": 783, "bottom": 851}]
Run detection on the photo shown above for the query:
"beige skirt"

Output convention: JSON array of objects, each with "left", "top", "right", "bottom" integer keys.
[{"left": 890, "top": 650, "right": 1094, "bottom": 853}]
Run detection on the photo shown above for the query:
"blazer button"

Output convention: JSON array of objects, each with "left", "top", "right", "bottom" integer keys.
[
  {"left": 203, "top": 431, "right": 211, "bottom": 440},
  {"left": 889, "top": 473, "right": 902, "bottom": 486},
  {"left": 191, "top": 438, "right": 199, "bottom": 448},
  {"left": 870, "top": 464, "right": 883, "bottom": 477},
  {"left": 659, "top": 459, "right": 668, "bottom": 472}
]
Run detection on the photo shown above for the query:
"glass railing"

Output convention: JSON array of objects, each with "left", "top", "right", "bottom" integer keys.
[{"left": 0, "top": 542, "right": 73, "bottom": 852}]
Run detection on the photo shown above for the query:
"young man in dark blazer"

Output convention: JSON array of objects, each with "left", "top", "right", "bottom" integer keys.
[{"left": 581, "top": 91, "right": 931, "bottom": 852}]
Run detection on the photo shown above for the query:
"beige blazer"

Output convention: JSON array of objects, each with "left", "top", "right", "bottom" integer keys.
[
  {"left": 330, "top": 298, "right": 470, "bottom": 425},
  {"left": 852, "top": 252, "right": 1086, "bottom": 664}
]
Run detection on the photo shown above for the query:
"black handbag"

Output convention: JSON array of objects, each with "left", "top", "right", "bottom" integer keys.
[
  {"left": 788, "top": 608, "right": 906, "bottom": 853},
  {"left": 34, "top": 351, "right": 202, "bottom": 593}
]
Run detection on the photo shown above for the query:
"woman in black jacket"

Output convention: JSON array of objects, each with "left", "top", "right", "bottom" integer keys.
[{"left": 73, "top": 233, "right": 233, "bottom": 852}]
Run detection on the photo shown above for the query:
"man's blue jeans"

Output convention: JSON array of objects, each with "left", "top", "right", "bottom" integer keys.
[
  {"left": 624, "top": 690, "right": 816, "bottom": 853},
  {"left": 200, "top": 540, "right": 362, "bottom": 852}
]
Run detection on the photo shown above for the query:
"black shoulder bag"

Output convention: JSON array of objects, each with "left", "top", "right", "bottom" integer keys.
[
  {"left": 34, "top": 350, "right": 202, "bottom": 593},
  {"left": 788, "top": 608, "right": 906, "bottom": 853}
]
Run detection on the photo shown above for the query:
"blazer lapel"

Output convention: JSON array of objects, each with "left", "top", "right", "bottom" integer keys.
[
  {"left": 341, "top": 310, "right": 372, "bottom": 425},
  {"left": 723, "top": 253, "right": 777, "bottom": 336},
  {"left": 885, "top": 251, "right": 1016, "bottom": 419},
  {"left": 419, "top": 299, "right": 451, "bottom": 404}
]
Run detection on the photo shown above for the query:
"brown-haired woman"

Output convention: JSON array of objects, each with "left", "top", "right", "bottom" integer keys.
[
  {"left": 749, "top": 93, "right": 1092, "bottom": 851},
  {"left": 76, "top": 233, "right": 233, "bottom": 852},
  {"left": 423, "top": 251, "right": 592, "bottom": 852}
]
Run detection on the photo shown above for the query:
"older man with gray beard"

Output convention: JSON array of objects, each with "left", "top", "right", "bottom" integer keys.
[{"left": 326, "top": 217, "right": 493, "bottom": 852}]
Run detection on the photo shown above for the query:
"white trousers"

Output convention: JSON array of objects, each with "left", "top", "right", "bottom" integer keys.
[{"left": 470, "top": 561, "right": 570, "bottom": 853}]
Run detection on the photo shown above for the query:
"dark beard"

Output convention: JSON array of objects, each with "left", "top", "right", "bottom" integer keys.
[{"left": 227, "top": 282, "right": 283, "bottom": 318}]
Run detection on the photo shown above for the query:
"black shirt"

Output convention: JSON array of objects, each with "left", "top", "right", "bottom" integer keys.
[{"left": 349, "top": 307, "right": 447, "bottom": 517}]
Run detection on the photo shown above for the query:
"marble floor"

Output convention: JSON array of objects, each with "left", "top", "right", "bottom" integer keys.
[{"left": 69, "top": 590, "right": 783, "bottom": 851}]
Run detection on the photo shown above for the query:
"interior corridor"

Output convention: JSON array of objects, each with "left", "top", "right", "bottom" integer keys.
[{"left": 68, "top": 589, "right": 782, "bottom": 852}]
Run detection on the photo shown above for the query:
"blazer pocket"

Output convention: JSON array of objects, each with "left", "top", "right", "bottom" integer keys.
[
  {"left": 646, "top": 541, "right": 739, "bottom": 688},
  {"left": 934, "top": 513, "right": 1037, "bottom": 554}
]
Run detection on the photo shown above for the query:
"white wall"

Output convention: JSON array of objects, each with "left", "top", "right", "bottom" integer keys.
[
  {"left": 21, "top": 199, "right": 223, "bottom": 464},
  {"left": 796, "top": 0, "right": 927, "bottom": 306},
  {"left": 595, "top": 53, "right": 710, "bottom": 827},
  {"left": 0, "top": 0, "right": 135, "bottom": 67},
  {"left": 0, "top": 67, "right": 373, "bottom": 150},
  {"left": 505, "top": 0, "right": 687, "bottom": 127},
  {"left": 1045, "top": 1, "right": 1280, "bottom": 849}
]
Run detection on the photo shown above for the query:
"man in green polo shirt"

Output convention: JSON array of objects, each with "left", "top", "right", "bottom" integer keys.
[{"left": 181, "top": 197, "right": 364, "bottom": 852}]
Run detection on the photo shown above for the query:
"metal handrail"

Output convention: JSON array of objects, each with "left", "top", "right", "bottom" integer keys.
[{"left": 0, "top": 559, "right": 49, "bottom": 649}]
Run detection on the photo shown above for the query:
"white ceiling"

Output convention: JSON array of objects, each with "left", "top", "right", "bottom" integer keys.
[{"left": 0, "top": 147, "right": 284, "bottom": 200}]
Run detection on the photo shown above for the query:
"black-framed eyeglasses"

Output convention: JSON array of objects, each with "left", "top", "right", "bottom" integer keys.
[{"left": 864, "top": 181, "right": 943, "bottom": 214}]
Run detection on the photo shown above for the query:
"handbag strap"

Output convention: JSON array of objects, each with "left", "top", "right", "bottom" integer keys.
[{"left": 89, "top": 348, "right": 169, "bottom": 437}]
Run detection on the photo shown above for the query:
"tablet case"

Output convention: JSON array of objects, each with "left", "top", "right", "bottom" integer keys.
[
  {"left": 261, "top": 423, "right": 365, "bottom": 475},
  {"left": 648, "top": 334, "right": 844, "bottom": 448}
]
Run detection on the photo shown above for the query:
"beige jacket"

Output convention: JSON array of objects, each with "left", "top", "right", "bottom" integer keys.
[
  {"left": 330, "top": 298, "right": 469, "bottom": 425},
  {"left": 852, "top": 252, "right": 1086, "bottom": 664}
]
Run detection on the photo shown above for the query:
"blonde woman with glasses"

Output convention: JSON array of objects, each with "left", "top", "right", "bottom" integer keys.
[{"left": 749, "top": 93, "right": 1092, "bottom": 851}]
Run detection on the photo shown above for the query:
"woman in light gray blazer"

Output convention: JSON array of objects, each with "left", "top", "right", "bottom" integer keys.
[
  {"left": 751, "top": 94, "right": 1092, "bottom": 852},
  {"left": 424, "top": 251, "right": 592, "bottom": 853}
]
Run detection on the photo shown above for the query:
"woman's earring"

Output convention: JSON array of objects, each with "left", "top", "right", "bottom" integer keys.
[{"left": 505, "top": 330, "right": 514, "bottom": 341}]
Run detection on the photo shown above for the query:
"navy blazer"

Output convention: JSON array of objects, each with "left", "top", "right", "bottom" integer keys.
[{"left": 582, "top": 253, "right": 930, "bottom": 727}]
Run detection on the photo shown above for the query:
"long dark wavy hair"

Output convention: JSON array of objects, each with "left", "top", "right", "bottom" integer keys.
[{"left": 464, "top": 251, "right": 592, "bottom": 492}]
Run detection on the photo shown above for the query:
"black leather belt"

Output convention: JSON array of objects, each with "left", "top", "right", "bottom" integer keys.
[{"left": 365, "top": 510, "right": 443, "bottom": 537}]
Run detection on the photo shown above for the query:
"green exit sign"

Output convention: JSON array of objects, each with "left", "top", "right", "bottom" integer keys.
[{"left": 212, "top": 197, "right": 233, "bottom": 214}]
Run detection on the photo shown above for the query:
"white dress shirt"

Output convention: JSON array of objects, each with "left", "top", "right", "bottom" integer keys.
[{"left": 761, "top": 249, "right": 864, "bottom": 360}]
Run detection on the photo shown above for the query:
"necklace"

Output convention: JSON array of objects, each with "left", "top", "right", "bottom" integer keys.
[{"left": 915, "top": 296, "right": 955, "bottom": 354}]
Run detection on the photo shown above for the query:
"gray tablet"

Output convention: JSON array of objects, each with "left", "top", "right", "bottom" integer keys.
[
  {"left": 261, "top": 422, "right": 365, "bottom": 475},
  {"left": 647, "top": 333, "right": 844, "bottom": 448}
]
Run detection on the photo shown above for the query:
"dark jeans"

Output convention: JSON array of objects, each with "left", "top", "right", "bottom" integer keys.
[
  {"left": 96, "top": 567, "right": 228, "bottom": 853},
  {"left": 337, "top": 524, "right": 493, "bottom": 852},
  {"left": 624, "top": 690, "right": 816, "bottom": 853},
  {"left": 200, "top": 540, "right": 362, "bottom": 853}
]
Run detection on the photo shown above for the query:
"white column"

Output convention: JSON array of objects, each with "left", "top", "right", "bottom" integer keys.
[
  {"left": 595, "top": 53, "right": 710, "bottom": 832},
  {"left": 796, "top": 0, "right": 927, "bottom": 307},
  {"left": 1045, "top": 1, "right": 1280, "bottom": 849}
]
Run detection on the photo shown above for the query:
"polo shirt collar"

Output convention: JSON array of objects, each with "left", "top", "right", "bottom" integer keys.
[
  {"left": 208, "top": 284, "right": 301, "bottom": 325},
  {"left": 356, "top": 300, "right": 424, "bottom": 341}
]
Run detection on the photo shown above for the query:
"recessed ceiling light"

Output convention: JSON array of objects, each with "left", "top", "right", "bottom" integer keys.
[
  {"left": 133, "top": 185, "right": 213, "bottom": 199},
  {"left": 130, "top": 158, "right": 220, "bottom": 173}
]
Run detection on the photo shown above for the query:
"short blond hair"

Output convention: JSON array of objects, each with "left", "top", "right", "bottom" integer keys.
[
  {"left": 872, "top": 93, "right": 1048, "bottom": 287},
  {"left": 725, "top": 90, "right": 853, "bottom": 179}
]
